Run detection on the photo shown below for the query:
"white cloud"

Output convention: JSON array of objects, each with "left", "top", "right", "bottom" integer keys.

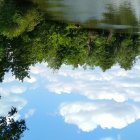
[
  {"left": 0, "top": 84, "right": 27, "bottom": 117},
  {"left": 0, "top": 86, "right": 26, "bottom": 96},
  {"left": 25, "top": 62, "right": 140, "bottom": 103},
  {"left": 3, "top": 75, "right": 15, "bottom": 83},
  {"left": 30, "top": 64, "right": 46, "bottom": 74},
  {"left": 25, "top": 109, "right": 36, "bottom": 119},
  {"left": 24, "top": 76, "right": 37, "bottom": 83},
  {"left": 100, "top": 135, "right": 121, "bottom": 140},
  {"left": 100, "top": 137, "right": 115, "bottom": 140},
  {"left": 30, "top": 63, "right": 58, "bottom": 82},
  {"left": 33, "top": 61, "right": 140, "bottom": 103},
  {"left": 9, "top": 86, "right": 26, "bottom": 94},
  {"left": 0, "top": 96, "right": 27, "bottom": 116},
  {"left": 1, "top": 60, "right": 140, "bottom": 133},
  {"left": 0, "top": 87, "right": 9, "bottom": 96},
  {"left": 3, "top": 72, "right": 37, "bottom": 84},
  {"left": 59, "top": 102, "right": 140, "bottom": 132}
]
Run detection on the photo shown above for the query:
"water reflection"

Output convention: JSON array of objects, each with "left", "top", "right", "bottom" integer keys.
[
  {"left": 43, "top": 0, "right": 140, "bottom": 31},
  {"left": 0, "top": 0, "right": 140, "bottom": 81},
  {"left": 1, "top": 26, "right": 139, "bottom": 81},
  {"left": 0, "top": 0, "right": 140, "bottom": 140}
]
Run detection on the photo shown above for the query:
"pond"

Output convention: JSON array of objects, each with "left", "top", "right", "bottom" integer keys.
[
  {"left": 47, "top": 0, "right": 140, "bottom": 31},
  {"left": 0, "top": 0, "right": 140, "bottom": 140}
]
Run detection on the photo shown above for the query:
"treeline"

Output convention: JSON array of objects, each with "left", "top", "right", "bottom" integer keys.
[{"left": 0, "top": 0, "right": 140, "bottom": 82}]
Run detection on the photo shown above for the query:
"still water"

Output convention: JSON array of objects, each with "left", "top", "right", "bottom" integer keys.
[
  {"left": 0, "top": 0, "right": 140, "bottom": 140},
  {"left": 46, "top": 0, "right": 140, "bottom": 32}
]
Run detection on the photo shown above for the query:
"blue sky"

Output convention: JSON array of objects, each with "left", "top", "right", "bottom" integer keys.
[{"left": 1, "top": 61, "right": 140, "bottom": 140}]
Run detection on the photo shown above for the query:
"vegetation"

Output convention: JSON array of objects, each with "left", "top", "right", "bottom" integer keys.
[
  {"left": 0, "top": 106, "right": 27, "bottom": 140},
  {"left": 103, "top": 3, "right": 139, "bottom": 26},
  {"left": 0, "top": 0, "right": 140, "bottom": 82}
]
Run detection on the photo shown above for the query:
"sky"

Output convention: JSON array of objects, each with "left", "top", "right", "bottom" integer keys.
[{"left": 1, "top": 61, "right": 140, "bottom": 140}]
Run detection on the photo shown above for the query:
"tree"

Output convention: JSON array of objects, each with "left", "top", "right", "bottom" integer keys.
[
  {"left": 102, "top": 3, "right": 138, "bottom": 26},
  {"left": 0, "top": 0, "right": 140, "bottom": 82},
  {"left": 0, "top": 0, "right": 42, "bottom": 39},
  {"left": 0, "top": 107, "right": 27, "bottom": 140}
]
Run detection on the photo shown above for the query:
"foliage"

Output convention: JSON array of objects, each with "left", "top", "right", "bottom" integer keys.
[
  {"left": 0, "top": 0, "right": 42, "bottom": 39},
  {"left": 0, "top": 107, "right": 27, "bottom": 140},
  {"left": 102, "top": 3, "right": 138, "bottom": 26},
  {"left": 0, "top": 0, "right": 139, "bottom": 82}
]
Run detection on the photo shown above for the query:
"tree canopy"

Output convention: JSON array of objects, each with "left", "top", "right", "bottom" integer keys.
[
  {"left": 0, "top": 0, "right": 140, "bottom": 82},
  {"left": 0, "top": 107, "right": 27, "bottom": 140}
]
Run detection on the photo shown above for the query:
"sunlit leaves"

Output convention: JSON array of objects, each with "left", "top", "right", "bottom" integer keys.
[
  {"left": 0, "top": 0, "right": 42, "bottom": 39},
  {"left": 0, "top": 0, "right": 139, "bottom": 82}
]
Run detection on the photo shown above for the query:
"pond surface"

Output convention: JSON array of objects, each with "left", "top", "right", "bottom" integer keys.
[
  {"left": 0, "top": 0, "right": 140, "bottom": 140},
  {"left": 46, "top": 0, "right": 140, "bottom": 32}
]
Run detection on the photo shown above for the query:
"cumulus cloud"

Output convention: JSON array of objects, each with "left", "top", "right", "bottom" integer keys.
[
  {"left": 25, "top": 109, "right": 36, "bottom": 119},
  {"left": 0, "top": 87, "right": 9, "bottom": 96},
  {"left": 0, "top": 85, "right": 26, "bottom": 96},
  {"left": 0, "top": 66, "right": 38, "bottom": 119},
  {"left": 0, "top": 84, "right": 27, "bottom": 117},
  {"left": 24, "top": 76, "right": 37, "bottom": 83},
  {"left": 0, "top": 96, "right": 27, "bottom": 116},
  {"left": 9, "top": 86, "right": 26, "bottom": 94},
  {"left": 28, "top": 61, "right": 140, "bottom": 133},
  {"left": 34, "top": 61, "right": 140, "bottom": 103},
  {"left": 30, "top": 63, "right": 58, "bottom": 82},
  {"left": 59, "top": 102, "right": 140, "bottom": 132},
  {"left": 3, "top": 72, "right": 37, "bottom": 84},
  {"left": 3, "top": 59, "right": 140, "bottom": 104},
  {"left": 3, "top": 74, "right": 15, "bottom": 83},
  {"left": 1, "top": 60, "right": 140, "bottom": 133}
]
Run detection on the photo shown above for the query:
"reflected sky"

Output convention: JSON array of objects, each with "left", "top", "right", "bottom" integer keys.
[
  {"left": 1, "top": 60, "right": 140, "bottom": 140},
  {"left": 60, "top": 0, "right": 140, "bottom": 22},
  {"left": 47, "top": 0, "right": 140, "bottom": 31}
]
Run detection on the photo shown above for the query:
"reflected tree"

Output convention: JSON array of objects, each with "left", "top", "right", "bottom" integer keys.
[
  {"left": 0, "top": 0, "right": 140, "bottom": 82},
  {"left": 102, "top": 3, "right": 138, "bottom": 26},
  {"left": 0, "top": 0, "right": 42, "bottom": 39}
]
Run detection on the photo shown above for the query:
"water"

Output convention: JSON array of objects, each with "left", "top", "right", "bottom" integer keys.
[
  {"left": 0, "top": 0, "right": 140, "bottom": 140},
  {"left": 46, "top": 0, "right": 140, "bottom": 32}
]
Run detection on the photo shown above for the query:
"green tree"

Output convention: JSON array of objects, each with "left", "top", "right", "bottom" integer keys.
[
  {"left": 0, "top": 0, "right": 42, "bottom": 39},
  {"left": 0, "top": 0, "right": 139, "bottom": 82},
  {"left": 0, "top": 107, "right": 27, "bottom": 140}
]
